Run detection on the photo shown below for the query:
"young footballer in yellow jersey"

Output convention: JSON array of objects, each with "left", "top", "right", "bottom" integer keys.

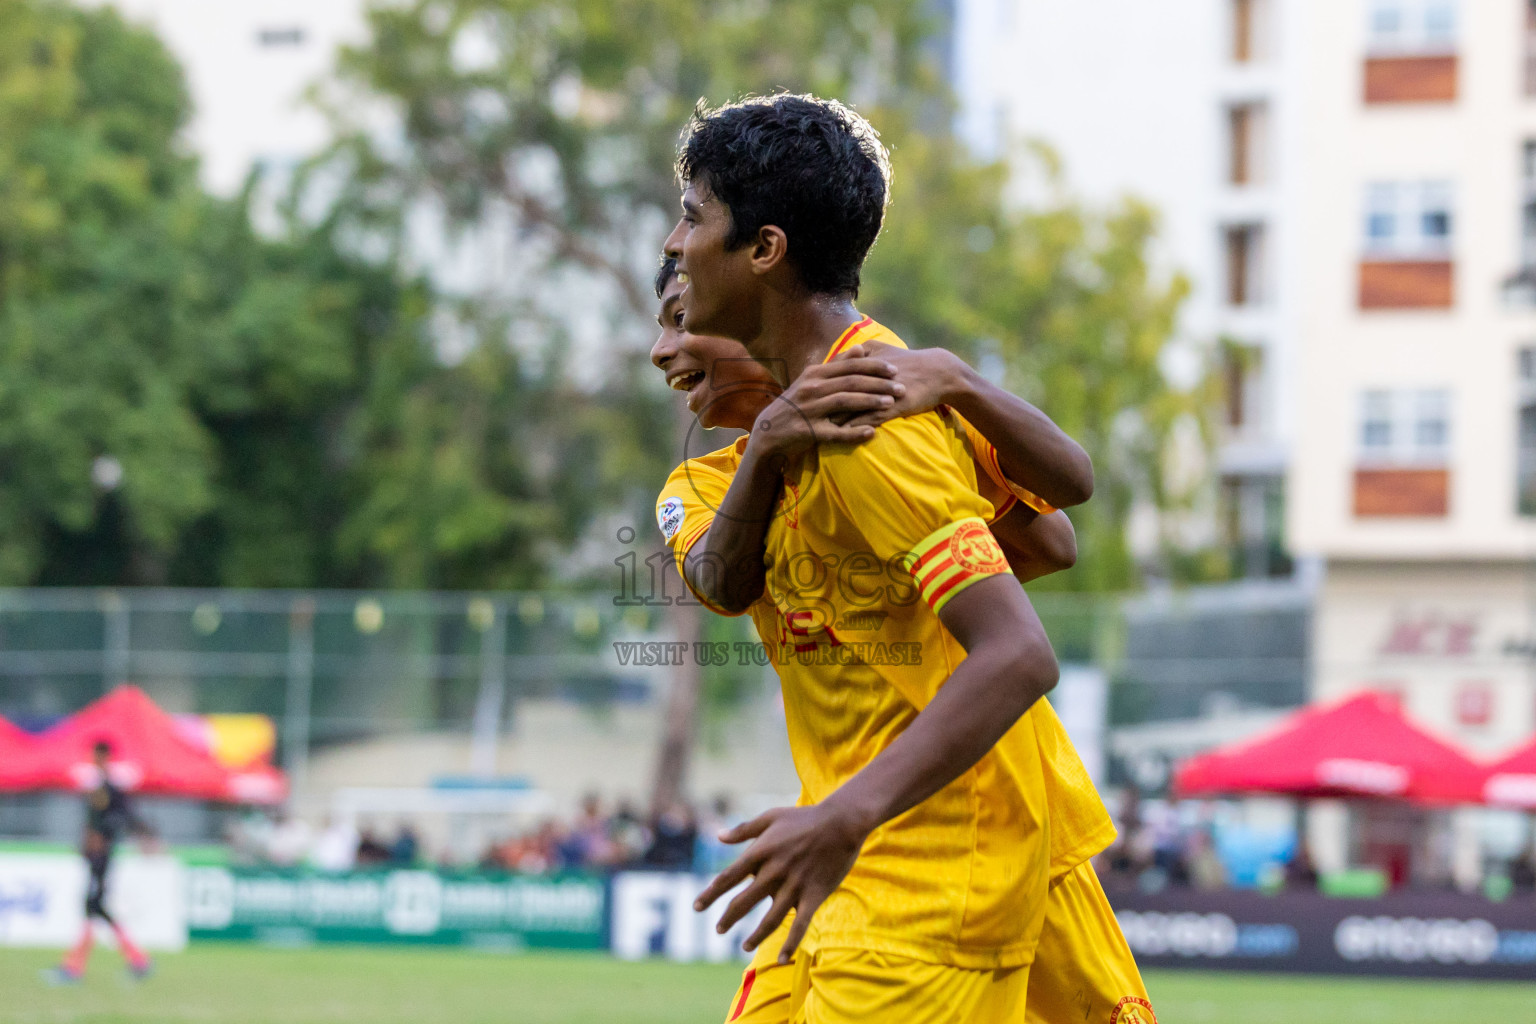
[
  {"left": 661, "top": 100, "right": 1154, "bottom": 1024},
  {"left": 649, "top": 260, "right": 1152, "bottom": 1024}
]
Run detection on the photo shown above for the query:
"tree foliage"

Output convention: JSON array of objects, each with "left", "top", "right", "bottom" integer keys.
[
  {"left": 0, "top": 0, "right": 638, "bottom": 590},
  {"left": 0, "top": 0, "right": 1211, "bottom": 596}
]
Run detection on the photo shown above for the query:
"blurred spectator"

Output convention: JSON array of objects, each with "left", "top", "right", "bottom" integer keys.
[
  {"left": 265, "top": 810, "right": 313, "bottom": 867},
  {"left": 1285, "top": 845, "right": 1320, "bottom": 891},
  {"left": 695, "top": 794, "right": 741, "bottom": 875},
  {"left": 389, "top": 824, "right": 420, "bottom": 866},
  {"left": 1102, "top": 789, "right": 1151, "bottom": 886},
  {"left": 564, "top": 793, "right": 618, "bottom": 868},
  {"left": 1509, "top": 843, "right": 1536, "bottom": 893},
  {"left": 1186, "top": 829, "right": 1226, "bottom": 891},
  {"left": 225, "top": 812, "right": 269, "bottom": 867},
  {"left": 1146, "top": 801, "right": 1185, "bottom": 885},
  {"left": 608, "top": 799, "right": 651, "bottom": 867},
  {"left": 355, "top": 825, "right": 391, "bottom": 866},
  {"left": 311, "top": 816, "right": 359, "bottom": 873},
  {"left": 643, "top": 802, "right": 698, "bottom": 871}
]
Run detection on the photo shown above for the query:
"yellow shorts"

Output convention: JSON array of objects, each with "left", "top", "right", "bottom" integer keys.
[
  {"left": 724, "top": 937, "right": 1026, "bottom": 1024},
  {"left": 723, "top": 863, "right": 1153, "bottom": 1024},
  {"left": 1025, "top": 861, "right": 1155, "bottom": 1024}
]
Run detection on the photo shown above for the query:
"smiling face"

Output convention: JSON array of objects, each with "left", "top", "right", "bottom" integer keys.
[
  {"left": 650, "top": 272, "right": 778, "bottom": 431},
  {"left": 661, "top": 179, "right": 765, "bottom": 346}
]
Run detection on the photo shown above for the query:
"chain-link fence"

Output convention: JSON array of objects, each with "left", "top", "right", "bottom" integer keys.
[{"left": 0, "top": 584, "right": 1322, "bottom": 845}]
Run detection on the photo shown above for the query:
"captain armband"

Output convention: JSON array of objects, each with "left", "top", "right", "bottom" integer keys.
[{"left": 899, "top": 517, "right": 1014, "bottom": 615}]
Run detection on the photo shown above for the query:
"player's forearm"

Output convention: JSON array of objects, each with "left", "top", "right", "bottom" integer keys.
[
  {"left": 944, "top": 360, "right": 1094, "bottom": 508},
  {"left": 684, "top": 442, "right": 782, "bottom": 613},
  {"left": 820, "top": 580, "right": 1059, "bottom": 835}
]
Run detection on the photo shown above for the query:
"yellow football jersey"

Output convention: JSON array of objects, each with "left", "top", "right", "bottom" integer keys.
[{"left": 655, "top": 318, "right": 1112, "bottom": 967}]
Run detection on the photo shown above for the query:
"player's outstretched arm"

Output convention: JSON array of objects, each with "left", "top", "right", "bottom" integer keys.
[
  {"left": 853, "top": 343, "right": 1093, "bottom": 508},
  {"left": 695, "top": 573, "right": 1057, "bottom": 962},
  {"left": 682, "top": 354, "right": 905, "bottom": 613}
]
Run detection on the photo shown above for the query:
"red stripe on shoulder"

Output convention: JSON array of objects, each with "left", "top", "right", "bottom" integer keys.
[{"left": 824, "top": 316, "right": 874, "bottom": 362}]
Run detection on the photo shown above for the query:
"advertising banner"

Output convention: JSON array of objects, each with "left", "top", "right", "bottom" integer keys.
[
  {"left": 1110, "top": 886, "right": 1536, "bottom": 980},
  {"left": 185, "top": 866, "right": 605, "bottom": 950},
  {"left": 0, "top": 852, "right": 186, "bottom": 950},
  {"left": 610, "top": 871, "right": 766, "bottom": 962}
]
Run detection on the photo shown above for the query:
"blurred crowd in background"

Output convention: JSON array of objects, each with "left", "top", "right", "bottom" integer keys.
[
  {"left": 221, "top": 791, "right": 1536, "bottom": 901},
  {"left": 224, "top": 794, "right": 740, "bottom": 877}
]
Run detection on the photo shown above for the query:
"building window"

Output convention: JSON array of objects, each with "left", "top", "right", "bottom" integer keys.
[
  {"left": 1523, "top": 143, "right": 1536, "bottom": 270},
  {"left": 1220, "top": 341, "right": 1264, "bottom": 433},
  {"left": 1368, "top": 0, "right": 1457, "bottom": 54},
  {"left": 1231, "top": 0, "right": 1270, "bottom": 63},
  {"left": 1364, "top": 182, "right": 1453, "bottom": 258},
  {"left": 1413, "top": 389, "right": 1449, "bottom": 452},
  {"left": 1355, "top": 388, "right": 1452, "bottom": 518},
  {"left": 1233, "top": 0, "right": 1255, "bottom": 61},
  {"left": 1358, "top": 389, "right": 1451, "bottom": 465},
  {"left": 1360, "top": 183, "right": 1455, "bottom": 309},
  {"left": 1227, "top": 103, "right": 1268, "bottom": 186},
  {"left": 1370, "top": 1, "right": 1406, "bottom": 45},
  {"left": 257, "top": 27, "right": 306, "bottom": 48},
  {"left": 1525, "top": 1, "right": 1536, "bottom": 96},
  {"left": 1221, "top": 474, "right": 1290, "bottom": 579},
  {"left": 1224, "top": 224, "right": 1265, "bottom": 306},
  {"left": 1361, "top": 390, "right": 1395, "bottom": 453},
  {"left": 1520, "top": 347, "right": 1536, "bottom": 515},
  {"left": 1503, "top": 145, "right": 1536, "bottom": 304},
  {"left": 1365, "top": 1, "right": 1458, "bottom": 103}
]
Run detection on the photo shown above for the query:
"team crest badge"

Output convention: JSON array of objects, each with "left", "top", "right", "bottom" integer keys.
[
  {"left": 1108, "top": 996, "right": 1157, "bottom": 1024},
  {"left": 948, "top": 520, "right": 1006, "bottom": 573},
  {"left": 657, "top": 497, "right": 685, "bottom": 542}
]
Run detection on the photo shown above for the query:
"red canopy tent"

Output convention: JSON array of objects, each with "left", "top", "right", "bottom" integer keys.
[
  {"left": 3, "top": 686, "right": 286, "bottom": 805},
  {"left": 1481, "top": 738, "right": 1536, "bottom": 809},
  {"left": 0, "top": 715, "right": 43, "bottom": 790},
  {"left": 1173, "top": 691, "right": 1485, "bottom": 805}
]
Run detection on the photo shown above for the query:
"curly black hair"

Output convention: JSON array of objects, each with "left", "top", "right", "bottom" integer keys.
[
  {"left": 654, "top": 254, "right": 678, "bottom": 300},
  {"left": 676, "top": 94, "right": 890, "bottom": 298}
]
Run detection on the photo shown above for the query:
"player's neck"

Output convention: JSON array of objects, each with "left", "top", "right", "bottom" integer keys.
[{"left": 754, "top": 293, "right": 862, "bottom": 385}]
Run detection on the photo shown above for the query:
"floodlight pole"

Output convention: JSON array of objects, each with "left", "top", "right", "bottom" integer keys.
[
  {"left": 469, "top": 602, "right": 508, "bottom": 777},
  {"left": 284, "top": 596, "right": 316, "bottom": 805},
  {"left": 102, "top": 590, "right": 130, "bottom": 693}
]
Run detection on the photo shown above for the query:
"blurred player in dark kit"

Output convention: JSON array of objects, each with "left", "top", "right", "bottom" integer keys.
[{"left": 45, "top": 740, "right": 154, "bottom": 984}]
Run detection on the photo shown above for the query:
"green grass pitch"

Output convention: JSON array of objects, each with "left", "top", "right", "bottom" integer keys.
[{"left": 4, "top": 945, "right": 1535, "bottom": 1023}]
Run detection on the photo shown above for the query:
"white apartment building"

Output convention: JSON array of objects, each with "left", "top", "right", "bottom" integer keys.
[
  {"left": 959, "top": 0, "right": 1536, "bottom": 751},
  {"left": 1290, "top": 0, "right": 1536, "bottom": 764},
  {"left": 957, "top": 2, "right": 1536, "bottom": 880}
]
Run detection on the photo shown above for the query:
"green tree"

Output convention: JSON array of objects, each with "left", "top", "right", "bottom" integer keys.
[
  {"left": 0, "top": 0, "right": 635, "bottom": 591},
  {"left": 0, "top": 0, "right": 215, "bottom": 583}
]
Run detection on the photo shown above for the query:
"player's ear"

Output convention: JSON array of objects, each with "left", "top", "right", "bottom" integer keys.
[{"left": 749, "top": 225, "right": 789, "bottom": 276}]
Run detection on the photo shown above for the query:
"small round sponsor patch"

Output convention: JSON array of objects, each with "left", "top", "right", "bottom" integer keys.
[
  {"left": 657, "top": 497, "right": 686, "bottom": 542},
  {"left": 948, "top": 520, "right": 1006, "bottom": 574},
  {"left": 1108, "top": 996, "right": 1157, "bottom": 1024}
]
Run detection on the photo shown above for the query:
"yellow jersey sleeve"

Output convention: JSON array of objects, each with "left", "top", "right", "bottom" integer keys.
[
  {"left": 819, "top": 414, "right": 1014, "bottom": 616},
  {"left": 954, "top": 413, "right": 1058, "bottom": 517},
  {"left": 655, "top": 444, "right": 744, "bottom": 617}
]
